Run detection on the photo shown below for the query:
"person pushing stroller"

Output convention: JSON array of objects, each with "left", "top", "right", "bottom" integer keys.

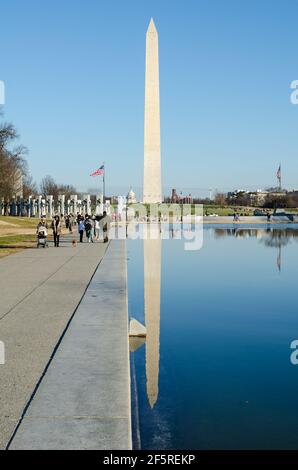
[
  {"left": 36, "top": 219, "right": 48, "bottom": 248},
  {"left": 51, "top": 216, "right": 61, "bottom": 247}
]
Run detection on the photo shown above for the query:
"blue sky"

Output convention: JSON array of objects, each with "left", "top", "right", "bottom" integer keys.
[{"left": 1, "top": 0, "right": 298, "bottom": 198}]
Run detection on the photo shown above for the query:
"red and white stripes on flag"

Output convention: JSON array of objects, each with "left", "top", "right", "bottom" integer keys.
[{"left": 90, "top": 165, "right": 105, "bottom": 177}]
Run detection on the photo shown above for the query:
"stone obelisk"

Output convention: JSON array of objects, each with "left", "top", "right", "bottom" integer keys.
[{"left": 143, "top": 18, "right": 162, "bottom": 203}]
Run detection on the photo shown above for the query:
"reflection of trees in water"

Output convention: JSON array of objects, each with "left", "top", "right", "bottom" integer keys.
[
  {"left": 213, "top": 227, "right": 298, "bottom": 272},
  {"left": 213, "top": 227, "right": 298, "bottom": 247},
  {"left": 214, "top": 228, "right": 262, "bottom": 239},
  {"left": 260, "top": 231, "right": 290, "bottom": 248}
]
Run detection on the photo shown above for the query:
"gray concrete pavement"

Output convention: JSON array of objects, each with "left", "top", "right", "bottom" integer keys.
[
  {"left": 9, "top": 240, "right": 131, "bottom": 450},
  {"left": 0, "top": 235, "right": 107, "bottom": 449}
]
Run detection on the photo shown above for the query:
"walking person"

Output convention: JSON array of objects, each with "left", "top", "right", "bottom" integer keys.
[
  {"left": 101, "top": 211, "right": 111, "bottom": 243},
  {"left": 51, "top": 215, "right": 61, "bottom": 247},
  {"left": 267, "top": 211, "right": 271, "bottom": 223},
  {"left": 68, "top": 214, "right": 73, "bottom": 233},
  {"left": 78, "top": 217, "right": 85, "bottom": 243},
  {"left": 95, "top": 216, "right": 101, "bottom": 241},
  {"left": 85, "top": 217, "right": 94, "bottom": 243},
  {"left": 92, "top": 215, "right": 96, "bottom": 238}
]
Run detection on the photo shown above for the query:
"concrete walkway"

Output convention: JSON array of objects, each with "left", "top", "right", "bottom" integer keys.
[
  {"left": 9, "top": 240, "right": 131, "bottom": 450},
  {"left": 0, "top": 236, "right": 107, "bottom": 449}
]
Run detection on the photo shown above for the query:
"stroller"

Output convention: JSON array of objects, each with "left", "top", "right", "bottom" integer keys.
[{"left": 37, "top": 225, "right": 48, "bottom": 248}]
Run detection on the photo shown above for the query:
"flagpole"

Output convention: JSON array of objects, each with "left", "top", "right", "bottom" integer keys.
[
  {"left": 277, "top": 163, "right": 282, "bottom": 191},
  {"left": 103, "top": 162, "right": 106, "bottom": 203}
]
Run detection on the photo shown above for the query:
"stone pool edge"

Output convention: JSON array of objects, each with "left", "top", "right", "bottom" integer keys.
[{"left": 8, "top": 239, "right": 132, "bottom": 450}]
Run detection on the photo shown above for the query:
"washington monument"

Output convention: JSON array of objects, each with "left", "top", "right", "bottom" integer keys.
[{"left": 143, "top": 18, "right": 162, "bottom": 203}]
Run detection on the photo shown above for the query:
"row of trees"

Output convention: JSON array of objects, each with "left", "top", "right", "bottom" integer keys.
[
  {"left": 212, "top": 191, "right": 298, "bottom": 209},
  {"left": 166, "top": 191, "right": 298, "bottom": 208},
  {"left": 39, "top": 175, "right": 77, "bottom": 202},
  {"left": 263, "top": 193, "right": 298, "bottom": 209},
  {"left": 0, "top": 108, "right": 31, "bottom": 200},
  {"left": 0, "top": 108, "right": 76, "bottom": 201}
]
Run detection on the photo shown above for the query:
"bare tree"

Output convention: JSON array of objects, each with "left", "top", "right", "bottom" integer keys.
[
  {"left": 58, "top": 184, "right": 77, "bottom": 201},
  {"left": 214, "top": 192, "right": 227, "bottom": 206},
  {"left": 40, "top": 175, "right": 59, "bottom": 199},
  {"left": 23, "top": 174, "right": 38, "bottom": 199},
  {"left": 0, "top": 108, "right": 29, "bottom": 200},
  {"left": 40, "top": 176, "right": 77, "bottom": 201}
]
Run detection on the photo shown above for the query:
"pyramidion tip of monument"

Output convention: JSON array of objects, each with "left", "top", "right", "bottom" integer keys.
[{"left": 147, "top": 17, "right": 157, "bottom": 33}]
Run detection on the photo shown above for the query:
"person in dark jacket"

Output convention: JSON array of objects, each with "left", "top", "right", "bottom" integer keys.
[
  {"left": 101, "top": 211, "right": 111, "bottom": 243},
  {"left": 78, "top": 218, "right": 85, "bottom": 243},
  {"left": 51, "top": 216, "right": 61, "bottom": 247},
  {"left": 85, "top": 217, "right": 93, "bottom": 243}
]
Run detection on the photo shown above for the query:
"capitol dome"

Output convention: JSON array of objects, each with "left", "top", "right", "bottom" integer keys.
[{"left": 127, "top": 187, "right": 137, "bottom": 204}]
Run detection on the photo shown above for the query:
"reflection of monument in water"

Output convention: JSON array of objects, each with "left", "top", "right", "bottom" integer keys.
[{"left": 144, "top": 234, "right": 161, "bottom": 408}]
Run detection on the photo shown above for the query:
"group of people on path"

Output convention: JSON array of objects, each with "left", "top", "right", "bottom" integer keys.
[
  {"left": 36, "top": 212, "right": 110, "bottom": 248},
  {"left": 77, "top": 212, "right": 110, "bottom": 244}
]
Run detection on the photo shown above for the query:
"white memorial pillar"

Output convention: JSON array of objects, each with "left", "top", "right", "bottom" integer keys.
[
  {"left": 41, "top": 198, "right": 46, "bottom": 217},
  {"left": 77, "top": 199, "right": 82, "bottom": 215},
  {"left": 37, "top": 196, "right": 42, "bottom": 218},
  {"left": 70, "top": 195, "right": 78, "bottom": 214},
  {"left": 47, "top": 195, "right": 54, "bottom": 218},
  {"left": 32, "top": 198, "right": 36, "bottom": 217},
  {"left": 84, "top": 195, "right": 91, "bottom": 215},
  {"left": 59, "top": 195, "right": 65, "bottom": 216},
  {"left": 28, "top": 196, "right": 32, "bottom": 217},
  {"left": 96, "top": 193, "right": 104, "bottom": 215},
  {"left": 104, "top": 200, "right": 111, "bottom": 216}
]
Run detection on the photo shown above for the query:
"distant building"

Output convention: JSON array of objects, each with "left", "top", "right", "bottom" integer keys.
[
  {"left": 127, "top": 187, "right": 137, "bottom": 204},
  {"left": 171, "top": 188, "right": 178, "bottom": 203},
  {"left": 227, "top": 188, "right": 289, "bottom": 207},
  {"left": 248, "top": 190, "right": 268, "bottom": 206},
  {"left": 186, "top": 193, "right": 193, "bottom": 204},
  {"left": 13, "top": 169, "right": 23, "bottom": 198},
  {"left": 249, "top": 190, "right": 287, "bottom": 206},
  {"left": 169, "top": 189, "right": 193, "bottom": 204}
]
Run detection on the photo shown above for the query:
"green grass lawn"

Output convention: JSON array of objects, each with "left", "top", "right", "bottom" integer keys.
[
  {"left": 0, "top": 217, "right": 54, "bottom": 257},
  {"left": 284, "top": 208, "right": 298, "bottom": 213},
  {"left": 0, "top": 234, "right": 36, "bottom": 245},
  {"left": 202, "top": 206, "right": 250, "bottom": 216},
  {"left": 197, "top": 205, "right": 255, "bottom": 216},
  {"left": 0, "top": 233, "right": 37, "bottom": 258},
  {"left": 0, "top": 216, "right": 47, "bottom": 228}
]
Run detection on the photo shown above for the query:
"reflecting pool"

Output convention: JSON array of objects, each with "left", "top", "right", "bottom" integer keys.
[{"left": 127, "top": 225, "right": 298, "bottom": 449}]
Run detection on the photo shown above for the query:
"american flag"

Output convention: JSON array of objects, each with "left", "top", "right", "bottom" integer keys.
[
  {"left": 90, "top": 165, "right": 105, "bottom": 177},
  {"left": 276, "top": 164, "right": 281, "bottom": 181}
]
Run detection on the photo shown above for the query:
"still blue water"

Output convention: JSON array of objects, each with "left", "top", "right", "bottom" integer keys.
[{"left": 127, "top": 225, "right": 298, "bottom": 450}]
